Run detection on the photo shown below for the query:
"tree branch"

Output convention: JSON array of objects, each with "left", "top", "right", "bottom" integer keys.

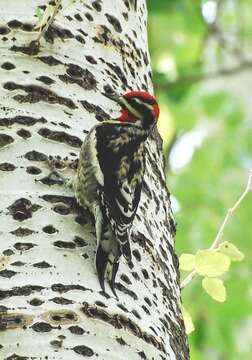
[
  {"left": 35, "top": 0, "right": 62, "bottom": 45},
  {"left": 181, "top": 171, "right": 252, "bottom": 289},
  {"left": 156, "top": 60, "right": 252, "bottom": 91}
]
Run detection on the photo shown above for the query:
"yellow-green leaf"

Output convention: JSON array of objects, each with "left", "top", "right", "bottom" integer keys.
[
  {"left": 179, "top": 253, "right": 195, "bottom": 271},
  {"left": 34, "top": 5, "right": 55, "bottom": 30},
  {"left": 182, "top": 306, "right": 195, "bottom": 334},
  {"left": 195, "top": 249, "right": 230, "bottom": 277},
  {"left": 219, "top": 241, "right": 245, "bottom": 261},
  {"left": 202, "top": 277, "right": 226, "bottom": 302}
]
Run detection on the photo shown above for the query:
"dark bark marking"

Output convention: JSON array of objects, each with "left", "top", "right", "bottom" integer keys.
[
  {"left": 33, "top": 261, "right": 52, "bottom": 268},
  {"left": 0, "top": 115, "right": 47, "bottom": 127},
  {"left": 7, "top": 20, "right": 22, "bottom": 29},
  {"left": 50, "top": 310, "right": 78, "bottom": 322},
  {"left": 0, "top": 285, "right": 44, "bottom": 300},
  {"left": 94, "top": 300, "right": 106, "bottom": 308},
  {"left": 50, "top": 340, "right": 63, "bottom": 348},
  {"left": 32, "top": 322, "right": 53, "bottom": 332},
  {"left": 131, "top": 271, "right": 140, "bottom": 280},
  {"left": 3, "top": 82, "right": 77, "bottom": 109},
  {"left": 115, "top": 283, "right": 137, "bottom": 300},
  {"left": 92, "top": 1, "right": 102, "bottom": 12},
  {"left": 38, "top": 55, "right": 63, "bottom": 66},
  {"left": 75, "top": 34, "right": 86, "bottom": 44},
  {"left": 36, "top": 75, "right": 55, "bottom": 85},
  {"left": 11, "top": 261, "right": 26, "bottom": 267},
  {"left": 144, "top": 297, "right": 152, "bottom": 307},
  {"left": 141, "top": 269, "right": 149, "bottom": 280},
  {"left": 1, "top": 62, "right": 15, "bottom": 70},
  {"left": 68, "top": 325, "right": 85, "bottom": 335},
  {"left": 29, "top": 298, "right": 44, "bottom": 306},
  {"left": 77, "top": 28, "right": 88, "bottom": 37},
  {"left": 0, "top": 162, "right": 16, "bottom": 171},
  {"left": 116, "top": 336, "right": 127, "bottom": 345},
  {"left": 37, "top": 127, "right": 82, "bottom": 148},
  {"left": 10, "top": 226, "right": 35, "bottom": 237},
  {"left": 72, "top": 345, "right": 94, "bottom": 357},
  {"left": 137, "top": 351, "right": 147, "bottom": 359},
  {"left": 4, "top": 355, "right": 28, "bottom": 360},
  {"left": 50, "top": 297, "right": 74, "bottom": 305},
  {"left": 44, "top": 24, "right": 74, "bottom": 44},
  {"left": 131, "top": 309, "right": 141, "bottom": 319},
  {"left": 53, "top": 240, "right": 76, "bottom": 249},
  {"left": 73, "top": 236, "right": 88, "bottom": 247},
  {"left": 0, "top": 26, "right": 10, "bottom": 35},
  {"left": 42, "top": 225, "right": 58, "bottom": 234},
  {"left": 0, "top": 133, "right": 14, "bottom": 148},
  {"left": 14, "top": 242, "right": 37, "bottom": 251},
  {"left": 24, "top": 150, "right": 47, "bottom": 161},
  {"left": 105, "top": 62, "right": 128, "bottom": 87},
  {"left": 81, "top": 302, "right": 166, "bottom": 353},
  {"left": 52, "top": 204, "right": 71, "bottom": 215},
  {"left": 26, "top": 166, "right": 41, "bottom": 175},
  {"left": 105, "top": 14, "right": 122, "bottom": 33},
  {"left": 0, "top": 313, "right": 31, "bottom": 331},
  {"left": 80, "top": 100, "right": 109, "bottom": 121},
  {"left": 11, "top": 43, "right": 40, "bottom": 56},
  {"left": 16, "top": 128, "right": 31, "bottom": 139},
  {"left": 8, "top": 198, "right": 41, "bottom": 221},
  {"left": 59, "top": 64, "right": 97, "bottom": 90},
  {"left": 21, "top": 23, "right": 33, "bottom": 32},
  {"left": 85, "top": 55, "right": 97, "bottom": 64},
  {"left": 133, "top": 231, "right": 154, "bottom": 254},
  {"left": 36, "top": 171, "right": 65, "bottom": 186},
  {"left": 141, "top": 305, "right": 150, "bottom": 315},
  {"left": 116, "top": 303, "right": 129, "bottom": 312},
  {"left": 120, "top": 273, "right": 132, "bottom": 285},
  {"left": 132, "top": 249, "right": 141, "bottom": 261},
  {"left": 41, "top": 194, "right": 83, "bottom": 217},
  {"left": 74, "top": 13, "right": 83, "bottom": 22},
  {"left": 84, "top": 13, "right": 94, "bottom": 21},
  {"left": 0, "top": 269, "right": 17, "bottom": 278},
  {"left": 51, "top": 283, "right": 90, "bottom": 293},
  {"left": 2, "top": 249, "right": 15, "bottom": 256}
]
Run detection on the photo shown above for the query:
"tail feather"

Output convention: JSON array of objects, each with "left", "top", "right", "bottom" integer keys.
[
  {"left": 95, "top": 244, "right": 109, "bottom": 293},
  {"left": 118, "top": 233, "right": 131, "bottom": 262},
  {"left": 109, "top": 259, "right": 119, "bottom": 299}
]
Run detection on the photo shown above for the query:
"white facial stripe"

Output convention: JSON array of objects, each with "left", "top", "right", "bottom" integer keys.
[{"left": 120, "top": 97, "right": 142, "bottom": 118}]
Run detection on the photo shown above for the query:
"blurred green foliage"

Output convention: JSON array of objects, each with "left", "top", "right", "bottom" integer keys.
[{"left": 148, "top": 0, "right": 252, "bottom": 359}]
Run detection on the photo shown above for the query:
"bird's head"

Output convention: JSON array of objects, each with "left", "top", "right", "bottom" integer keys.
[{"left": 103, "top": 91, "right": 160, "bottom": 130}]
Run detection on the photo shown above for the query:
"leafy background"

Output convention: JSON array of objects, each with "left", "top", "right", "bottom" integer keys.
[{"left": 147, "top": 0, "right": 252, "bottom": 359}]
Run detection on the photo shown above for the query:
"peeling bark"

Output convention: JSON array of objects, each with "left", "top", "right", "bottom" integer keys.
[{"left": 0, "top": 1, "right": 189, "bottom": 359}]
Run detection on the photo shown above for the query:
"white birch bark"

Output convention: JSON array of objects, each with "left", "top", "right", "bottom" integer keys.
[{"left": 0, "top": 1, "right": 189, "bottom": 359}]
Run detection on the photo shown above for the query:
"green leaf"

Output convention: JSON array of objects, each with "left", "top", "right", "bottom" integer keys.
[
  {"left": 35, "top": 7, "right": 44, "bottom": 22},
  {"left": 202, "top": 277, "right": 226, "bottom": 302},
  {"left": 179, "top": 253, "right": 195, "bottom": 271},
  {"left": 195, "top": 250, "right": 230, "bottom": 277},
  {"left": 218, "top": 241, "right": 245, "bottom": 261},
  {"left": 34, "top": 5, "right": 55, "bottom": 30},
  {"left": 182, "top": 306, "right": 195, "bottom": 334}
]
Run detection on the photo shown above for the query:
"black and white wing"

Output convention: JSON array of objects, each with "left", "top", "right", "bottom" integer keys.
[{"left": 95, "top": 122, "right": 146, "bottom": 260}]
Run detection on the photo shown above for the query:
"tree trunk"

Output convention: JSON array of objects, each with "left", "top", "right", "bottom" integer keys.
[{"left": 0, "top": 1, "right": 189, "bottom": 359}]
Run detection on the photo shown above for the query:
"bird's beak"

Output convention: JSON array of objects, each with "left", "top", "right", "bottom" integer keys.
[{"left": 102, "top": 92, "right": 122, "bottom": 104}]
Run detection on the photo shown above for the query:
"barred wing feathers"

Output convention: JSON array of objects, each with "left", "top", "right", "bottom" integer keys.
[{"left": 95, "top": 123, "right": 146, "bottom": 260}]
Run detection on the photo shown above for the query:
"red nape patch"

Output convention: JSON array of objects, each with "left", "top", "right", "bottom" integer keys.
[
  {"left": 153, "top": 103, "right": 160, "bottom": 120},
  {"left": 124, "top": 91, "right": 156, "bottom": 103},
  {"left": 117, "top": 109, "right": 136, "bottom": 123}
]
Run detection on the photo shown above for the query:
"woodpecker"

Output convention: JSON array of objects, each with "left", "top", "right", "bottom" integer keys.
[{"left": 74, "top": 91, "right": 160, "bottom": 296}]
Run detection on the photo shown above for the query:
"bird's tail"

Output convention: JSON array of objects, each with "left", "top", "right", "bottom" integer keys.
[{"left": 118, "top": 233, "right": 132, "bottom": 262}]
